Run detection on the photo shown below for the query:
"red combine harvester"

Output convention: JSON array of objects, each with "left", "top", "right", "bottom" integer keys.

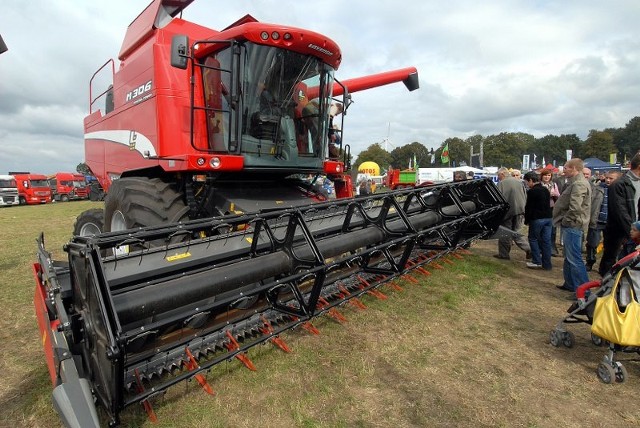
[{"left": 33, "top": 1, "right": 509, "bottom": 426}]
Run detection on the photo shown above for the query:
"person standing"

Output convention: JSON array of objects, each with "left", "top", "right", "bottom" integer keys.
[
  {"left": 553, "top": 158, "right": 591, "bottom": 293},
  {"left": 540, "top": 169, "right": 561, "bottom": 256},
  {"left": 599, "top": 155, "right": 640, "bottom": 276},
  {"left": 495, "top": 167, "right": 531, "bottom": 260},
  {"left": 523, "top": 171, "right": 553, "bottom": 270},
  {"left": 585, "top": 170, "right": 620, "bottom": 271}
]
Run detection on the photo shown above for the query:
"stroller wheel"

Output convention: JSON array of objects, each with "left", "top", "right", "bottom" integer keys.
[
  {"left": 614, "top": 362, "right": 628, "bottom": 383},
  {"left": 561, "top": 331, "right": 575, "bottom": 348},
  {"left": 591, "top": 333, "right": 603, "bottom": 347},
  {"left": 597, "top": 362, "right": 616, "bottom": 384},
  {"left": 549, "top": 330, "right": 560, "bottom": 347}
]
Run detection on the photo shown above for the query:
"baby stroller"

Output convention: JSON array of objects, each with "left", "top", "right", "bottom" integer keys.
[{"left": 550, "top": 250, "right": 640, "bottom": 384}]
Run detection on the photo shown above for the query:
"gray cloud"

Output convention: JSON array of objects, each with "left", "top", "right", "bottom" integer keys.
[{"left": 0, "top": 0, "right": 639, "bottom": 174}]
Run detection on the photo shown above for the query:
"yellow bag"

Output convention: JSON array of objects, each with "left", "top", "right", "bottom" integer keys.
[{"left": 591, "top": 268, "right": 640, "bottom": 347}]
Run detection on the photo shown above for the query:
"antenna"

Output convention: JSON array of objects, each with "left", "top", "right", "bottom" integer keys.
[{"left": 378, "top": 122, "right": 395, "bottom": 151}]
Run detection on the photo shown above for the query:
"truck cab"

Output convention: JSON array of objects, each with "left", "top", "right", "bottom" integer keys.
[
  {"left": 0, "top": 175, "right": 19, "bottom": 207},
  {"left": 48, "top": 173, "right": 89, "bottom": 201},
  {"left": 11, "top": 173, "right": 52, "bottom": 205}
]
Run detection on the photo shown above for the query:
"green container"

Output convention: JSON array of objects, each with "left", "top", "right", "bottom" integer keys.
[{"left": 399, "top": 171, "right": 416, "bottom": 183}]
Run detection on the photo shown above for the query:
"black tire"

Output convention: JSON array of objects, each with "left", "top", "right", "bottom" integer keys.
[
  {"left": 73, "top": 208, "right": 104, "bottom": 236},
  {"left": 561, "top": 331, "right": 575, "bottom": 348},
  {"left": 591, "top": 333, "right": 604, "bottom": 347},
  {"left": 615, "top": 362, "right": 628, "bottom": 383},
  {"left": 19, "top": 196, "right": 26, "bottom": 205},
  {"left": 597, "top": 362, "right": 615, "bottom": 384},
  {"left": 104, "top": 177, "right": 190, "bottom": 234},
  {"left": 89, "top": 187, "right": 99, "bottom": 201},
  {"left": 61, "top": 194, "right": 69, "bottom": 202}
]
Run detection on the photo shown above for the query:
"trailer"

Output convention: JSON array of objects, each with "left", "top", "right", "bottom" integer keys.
[{"left": 385, "top": 167, "right": 417, "bottom": 189}]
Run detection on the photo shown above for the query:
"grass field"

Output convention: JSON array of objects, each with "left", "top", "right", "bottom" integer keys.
[{"left": 1, "top": 201, "right": 640, "bottom": 427}]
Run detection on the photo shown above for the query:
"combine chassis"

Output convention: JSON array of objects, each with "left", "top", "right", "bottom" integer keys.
[{"left": 34, "top": 179, "right": 507, "bottom": 426}]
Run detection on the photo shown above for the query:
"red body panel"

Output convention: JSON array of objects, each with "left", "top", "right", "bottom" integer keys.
[
  {"left": 13, "top": 174, "right": 52, "bottom": 204},
  {"left": 33, "top": 262, "right": 59, "bottom": 384}
]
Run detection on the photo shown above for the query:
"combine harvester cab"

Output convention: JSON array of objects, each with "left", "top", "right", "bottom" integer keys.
[{"left": 33, "top": 0, "right": 509, "bottom": 426}]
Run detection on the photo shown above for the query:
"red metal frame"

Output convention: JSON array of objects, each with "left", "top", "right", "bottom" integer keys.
[{"left": 33, "top": 262, "right": 58, "bottom": 384}]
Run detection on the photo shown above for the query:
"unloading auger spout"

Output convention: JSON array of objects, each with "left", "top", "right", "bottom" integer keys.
[{"left": 34, "top": 178, "right": 507, "bottom": 426}]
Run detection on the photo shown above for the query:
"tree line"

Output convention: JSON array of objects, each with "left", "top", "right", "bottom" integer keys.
[{"left": 353, "top": 116, "right": 640, "bottom": 171}]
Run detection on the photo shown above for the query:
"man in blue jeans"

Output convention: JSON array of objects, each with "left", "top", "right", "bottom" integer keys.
[
  {"left": 552, "top": 158, "right": 591, "bottom": 293},
  {"left": 523, "top": 171, "right": 553, "bottom": 270}
]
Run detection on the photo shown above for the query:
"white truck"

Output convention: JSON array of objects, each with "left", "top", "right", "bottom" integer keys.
[
  {"left": 416, "top": 167, "right": 495, "bottom": 185},
  {"left": 0, "top": 175, "right": 20, "bottom": 207}
]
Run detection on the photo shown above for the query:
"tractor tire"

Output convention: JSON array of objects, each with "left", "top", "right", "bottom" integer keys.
[
  {"left": 73, "top": 208, "right": 104, "bottom": 236},
  {"left": 104, "top": 177, "right": 190, "bottom": 234}
]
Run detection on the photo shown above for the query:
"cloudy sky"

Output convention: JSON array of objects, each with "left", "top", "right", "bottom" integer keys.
[{"left": 1, "top": 0, "right": 639, "bottom": 174}]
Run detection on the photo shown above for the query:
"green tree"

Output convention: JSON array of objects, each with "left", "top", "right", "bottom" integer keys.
[
  {"left": 612, "top": 116, "right": 640, "bottom": 162},
  {"left": 436, "top": 137, "right": 469, "bottom": 166},
  {"left": 482, "top": 132, "right": 534, "bottom": 168},
  {"left": 389, "top": 142, "right": 430, "bottom": 169},
  {"left": 534, "top": 134, "right": 582, "bottom": 167},
  {"left": 353, "top": 144, "right": 392, "bottom": 173},
  {"left": 582, "top": 130, "right": 616, "bottom": 160}
]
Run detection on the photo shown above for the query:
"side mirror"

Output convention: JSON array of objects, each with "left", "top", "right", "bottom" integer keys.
[{"left": 170, "top": 35, "right": 189, "bottom": 69}]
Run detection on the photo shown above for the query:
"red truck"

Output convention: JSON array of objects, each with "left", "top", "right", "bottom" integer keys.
[
  {"left": 385, "top": 167, "right": 417, "bottom": 190},
  {"left": 47, "top": 172, "right": 89, "bottom": 201},
  {"left": 10, "top": 173, "right": 52, "bottom": 205}
]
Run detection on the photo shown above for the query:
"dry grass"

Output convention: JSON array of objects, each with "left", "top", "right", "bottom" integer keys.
[{"left": 1, "top": 203, "right": 640, "bottom": 427}]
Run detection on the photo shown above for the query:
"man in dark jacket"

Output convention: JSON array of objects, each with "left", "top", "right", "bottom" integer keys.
[
  {"left": 586, "top": 170, "right": 620, "bottom": 271},
  {"left": 524, "top": 171, "right": 553, "bottom": 270},
  {"left": 495, "top": 167, "right": 531, "bottom": 259},
  {"left": 599, "top": 154, "right": 640, "bottom": 276}
]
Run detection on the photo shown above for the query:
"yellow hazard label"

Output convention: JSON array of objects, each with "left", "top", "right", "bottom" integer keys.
[
  {"left": 167, "top": 252, "right": 191, "bottom": 262},
  {"left": 246, "top": 237, "right": 253, "bottom": 244}
]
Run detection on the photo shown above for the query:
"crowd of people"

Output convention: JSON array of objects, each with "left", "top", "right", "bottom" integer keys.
[{"left": 494, "top": 155, "right": 640, "bottom": 298}]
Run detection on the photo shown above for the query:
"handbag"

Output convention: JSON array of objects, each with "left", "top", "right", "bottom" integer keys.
[{"left": 591, "top": 268, "right": 640, "bottom": 346}]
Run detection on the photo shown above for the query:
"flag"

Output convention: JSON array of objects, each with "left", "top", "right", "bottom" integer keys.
[
  {"left": 533, "top": 153, "right": 537, "bottom": 168},
  {"left": 441, "top": 143, "right": 450, "bottom": 164},
  {"left": 431, "top": 153, "right": 435, "bottom": 164},
  {"left": 610, "top": 153, "right": 617, "bottom": 164},
  {"left": 413, "top": 154, "right": 418, "bottom": 170},
  {"left": 542, "top": 156, "right": 546, "bottom": 167}
]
